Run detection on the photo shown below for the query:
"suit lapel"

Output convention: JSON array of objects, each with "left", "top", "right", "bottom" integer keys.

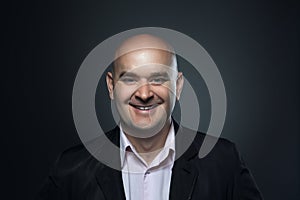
[
  {"left": 170, "top": 122, "right": 203, "bottom": 200},
  {"left": 169, "top": 158, "right": 198, "bottom": 200},
  {"left": 94, "top": 127, "right": 126, "bottom": 200},
  {"left": 95, "top": 165, "right": 126, "bottom": 200}
]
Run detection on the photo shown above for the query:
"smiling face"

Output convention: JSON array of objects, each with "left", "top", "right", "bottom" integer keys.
[{"left": 106, "top": 48, "right": 183, "bottom": 138}]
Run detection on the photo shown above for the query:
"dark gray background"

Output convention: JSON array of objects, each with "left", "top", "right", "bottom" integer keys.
[{"left": 5, "top": 0, "right": 299, "bottom": 199}]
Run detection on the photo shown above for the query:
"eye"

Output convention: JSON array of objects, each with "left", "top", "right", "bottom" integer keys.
[
  {"left": 120, "top": 77, "right": 137, "bottom": 85},
  {"left": 150, "top": 77, "right": 168, "bottom": 85}
]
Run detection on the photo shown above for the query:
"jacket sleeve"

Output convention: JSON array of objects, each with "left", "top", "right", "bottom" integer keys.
[
  {"left": 35, "top": 175, "right": 63, "bottom": 200},
  {"left": 35, "top": 153, "right": 66, "bottom": 200},
  {"left": 232, "top": 144, "right": 264, "bottom": 200}
]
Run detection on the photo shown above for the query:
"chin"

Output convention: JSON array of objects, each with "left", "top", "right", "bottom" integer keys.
[{"left": 122, "top": 118, "right": 168, "bottom": 139}]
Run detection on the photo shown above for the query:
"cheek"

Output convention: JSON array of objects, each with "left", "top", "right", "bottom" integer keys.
[
  {"left": 159, "top": 82, "right": 176, "bottom": 98},
  {"left": 156, "top": 86, "right": 176, "bottom": 104},
  {"left": 164, "top": 85, "right": 177, "bottom": 110},
  {"left": 113, "top": 84, "right": 136, "bottom": 103}
]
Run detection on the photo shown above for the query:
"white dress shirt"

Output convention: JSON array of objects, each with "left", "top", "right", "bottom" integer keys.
[{"left": 120, "top": 123, "right": 175, "bottom": 200}]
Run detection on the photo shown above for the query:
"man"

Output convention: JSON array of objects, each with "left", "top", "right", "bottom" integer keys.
[{"left": 37, "top": 34, "right": 263, "bottom": 199}]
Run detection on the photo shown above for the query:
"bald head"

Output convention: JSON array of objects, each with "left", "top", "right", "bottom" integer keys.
[
  {"left": 112, "top": 34, "right": 177, "bottom": 76},
  {"left": 115, "top": 34, "right": 175, "bottom": 57}
]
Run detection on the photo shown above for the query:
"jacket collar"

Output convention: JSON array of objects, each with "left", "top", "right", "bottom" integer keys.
[{"left": 95, "top": 120, "right": 203, "bottom": 200}]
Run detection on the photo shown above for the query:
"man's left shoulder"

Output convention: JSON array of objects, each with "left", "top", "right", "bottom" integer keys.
[{"left": 182, "top": 127, "right": 241, "bottom": 165}]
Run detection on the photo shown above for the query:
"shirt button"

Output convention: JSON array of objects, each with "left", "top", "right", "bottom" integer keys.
[{"left": 145, "top": 171, "right": 150, "bottom": 176}]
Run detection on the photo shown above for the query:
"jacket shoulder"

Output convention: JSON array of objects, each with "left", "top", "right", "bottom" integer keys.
[
  {"left": 49, "top": 129, "right": 118, "bottom": 186},
  {"left": 180, "top": 126, "right": 240, "bottom": 166}
]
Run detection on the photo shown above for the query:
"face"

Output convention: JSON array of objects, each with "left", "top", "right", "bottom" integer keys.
[{"left": 106, "top": 49, "right": 184, "bottom": 138}]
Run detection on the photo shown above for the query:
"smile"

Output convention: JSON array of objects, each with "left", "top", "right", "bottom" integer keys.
[{"left": 129, "top": 103, "right": 159, "bottom": 111}]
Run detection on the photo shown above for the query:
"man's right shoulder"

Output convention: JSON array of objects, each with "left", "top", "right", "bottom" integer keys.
[{"left": 51, "top": 128, "right": 119, "bottom": 178}]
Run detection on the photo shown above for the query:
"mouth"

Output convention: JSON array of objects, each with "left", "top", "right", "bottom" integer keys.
[{"left": 129, "top": 103, "right": 160, "bottom": 111}]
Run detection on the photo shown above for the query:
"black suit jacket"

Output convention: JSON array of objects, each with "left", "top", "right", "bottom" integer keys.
[{"left": 37, "top": 123, "right": 263, "bottom": 200}]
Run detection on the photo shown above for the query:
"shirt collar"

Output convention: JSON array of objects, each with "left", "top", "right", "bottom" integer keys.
[{"left": 119, "top": 122, "right": 175, "bottom": 168}]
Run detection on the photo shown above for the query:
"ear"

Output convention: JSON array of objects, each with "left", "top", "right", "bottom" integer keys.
[
  {"left": 106, "top": 72, "right": 114, "bottom": 100},
  {"left": 176, "top": 72, "right": 184, "bottom": 101}
]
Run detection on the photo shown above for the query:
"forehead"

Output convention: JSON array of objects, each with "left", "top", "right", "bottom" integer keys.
[{"left": 114, "top": 49, "right": 176, "bottom": 75}]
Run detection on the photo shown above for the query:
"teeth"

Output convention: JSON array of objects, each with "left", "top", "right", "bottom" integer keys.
[
  {"left": 129, "top": 103, "right": 158, "bottom": 111},
  {"left": 137, "top": 106, "right": 151, "bottom": 110}
]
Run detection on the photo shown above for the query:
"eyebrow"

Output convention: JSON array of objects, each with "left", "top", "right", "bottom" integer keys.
[
  {"left": 118, "top": 72, "right": 138, "bottom": 79},
  {"left": 149, "top": 72, "right": 170, "bottom": 77},
  {"left": 118, "top": 71, "right": 171, "bottom": 79}
]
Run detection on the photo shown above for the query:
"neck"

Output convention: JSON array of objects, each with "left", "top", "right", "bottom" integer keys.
[{"left": 122, "top": 118, "right": 172, "bottom": 165}]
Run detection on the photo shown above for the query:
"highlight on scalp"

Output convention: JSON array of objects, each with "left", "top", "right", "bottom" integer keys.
[{"left": 111, "top": 34, "right": 178, "bottom": 76}]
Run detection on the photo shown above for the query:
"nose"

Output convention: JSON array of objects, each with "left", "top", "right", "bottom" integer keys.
[{"left": 134, "top": 83, "right": 154, "bottom": 103}]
